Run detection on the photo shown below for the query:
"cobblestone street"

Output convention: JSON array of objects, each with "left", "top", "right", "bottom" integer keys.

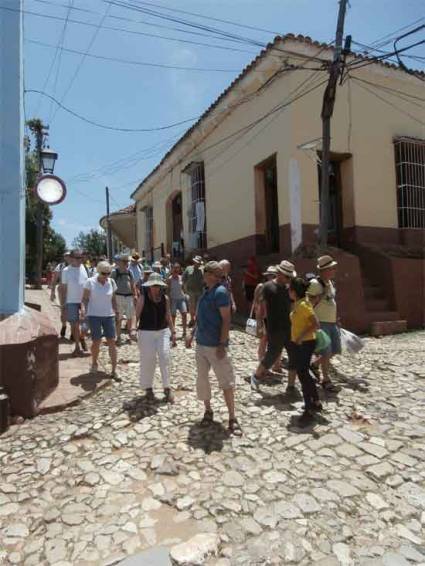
[{"left": 1, "top": 330, "right": 425, "bottom": 566}]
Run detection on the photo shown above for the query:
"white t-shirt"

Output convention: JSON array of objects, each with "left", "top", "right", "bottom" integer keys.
[
  {"left": 62, "top": 265, "right": 89, "bottom": 303},
  {"left": 84, "top": 277, "right": 117, "bottom": 317},
  {"left": 308, "top": 278, "right": 337, "bottom": 323}
]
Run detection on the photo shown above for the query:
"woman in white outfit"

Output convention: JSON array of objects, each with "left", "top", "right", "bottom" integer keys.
[{"left": 136, "top": 272, "right": 177, "bottom": 403}]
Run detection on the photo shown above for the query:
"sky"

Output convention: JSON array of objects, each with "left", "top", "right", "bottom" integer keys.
[{"left": 19, "top": 0, "right": 425, "bottom": 246}]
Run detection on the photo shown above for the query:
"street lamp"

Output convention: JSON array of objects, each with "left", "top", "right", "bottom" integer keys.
[{"left": 40, "top": 147, "right": 58, "bottom": 174}]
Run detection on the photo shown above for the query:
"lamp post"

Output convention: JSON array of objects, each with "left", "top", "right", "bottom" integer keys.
[{"left": 34, "top": 137, "right": 58, "bottom": 289}]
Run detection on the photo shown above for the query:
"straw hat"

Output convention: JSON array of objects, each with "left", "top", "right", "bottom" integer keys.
[
  {"left": 143, "top": 273, "right": 167, "bottom": 287},
  {"left": 192, "top": 255, "right": 203, "bottom": 265},
  {"left": 276, "top": 260, "right": 297, "bottom": 278},
  {"left": 317, "top": 255, "right": 338, "bottom": 270},
  {"left": 263, "top": 265, "right": 278, "bottom": 276}
]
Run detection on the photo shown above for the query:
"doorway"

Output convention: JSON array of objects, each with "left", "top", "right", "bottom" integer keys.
[
  {"left": 318, "top": 160, "right": 343, "bottom": 247},
  {"left": 255, "top": 155, "right": 280, "bottom": 254}
]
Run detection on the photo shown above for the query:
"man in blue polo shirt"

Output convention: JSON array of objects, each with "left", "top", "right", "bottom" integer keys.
[{"left": 186, "top": 261, "right": 241, "bottom": 435}]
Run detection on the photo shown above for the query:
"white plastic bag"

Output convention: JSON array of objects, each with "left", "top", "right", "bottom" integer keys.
[
  {"left": 340, "top": 328, "right": 364, "bottom": 354},
  {"left": 245, "top": 318, "right": 257, "bottom": 337}
]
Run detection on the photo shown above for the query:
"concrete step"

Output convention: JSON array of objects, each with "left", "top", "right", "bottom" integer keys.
[
  {"left": 370, "top": 320, "right": 407, "bottom": 336},
  {"left": 366, "top": 310, "right": 401, "bottom": 322},
  {"left": 366, "top": 298, "right": 391, "bottom": 312}
]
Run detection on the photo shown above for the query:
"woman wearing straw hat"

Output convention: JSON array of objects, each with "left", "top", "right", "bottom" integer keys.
[
  {"left": 252, "top": 265, "right": 280, "bottom": 366},
  {"left": 81, "top": 261, "right": 119, "bottom": 380},
  {"left": 136, "top": 272, "right": 177, "bottom": 403}
]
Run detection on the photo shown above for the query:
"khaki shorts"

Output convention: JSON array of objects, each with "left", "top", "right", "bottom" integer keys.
[
  {"left": 195, "top": 344, "right": 235, "bottom": 401},
  {"left": 116, "top": 295, "right": 135, "bottom": 319},
  {"left": 188, "top": 293, "right": 202, "bottom": 312}
]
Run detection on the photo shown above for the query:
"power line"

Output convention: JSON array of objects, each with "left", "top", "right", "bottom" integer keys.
[
  {"left": 25, "top": 89, "right": 200, "bottom": 132},
  {"left": 346, "top": 39, "right": 425, "bottom": 72},
  {"left": 26, "top": 38, "right": 253, "bottom": 72},
  {"left": 349, "top": 75, "right": 425, "bottom": 127},
  {"left": 50, "top": 2, "right": 112, "bottom": 124},
  {"left": 369, "top": 16, "right": 425, "bottom": 50},
  {"left": 0, "top": 5, "right": 257, "bottom": 54},
  {"left": 348, "top": 75, "right": 425, "bottom": 104},
  {"left": 47, "top": 0, "right": 74, "bottom": 122}
]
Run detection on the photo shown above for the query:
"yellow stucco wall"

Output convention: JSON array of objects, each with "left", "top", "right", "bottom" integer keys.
[{"left": 135, "top": 42, "right": 425, "bottom": 254}]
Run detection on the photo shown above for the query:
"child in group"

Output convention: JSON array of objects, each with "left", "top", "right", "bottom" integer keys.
[{"left": 289, "top": 277, "right": 323, "bottom": 426}]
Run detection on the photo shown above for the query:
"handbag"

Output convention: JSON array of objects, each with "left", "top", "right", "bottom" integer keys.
[
  {"left": 315, "top": 328, "right": 331, "bottom": 353},
  {"left": 245, "top": 303, "right": 260, "bottom": 337}
]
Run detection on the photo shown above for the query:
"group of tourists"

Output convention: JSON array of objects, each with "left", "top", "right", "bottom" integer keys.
[{"left": 50, "top": 248, "right": 342, "bottom": 431}]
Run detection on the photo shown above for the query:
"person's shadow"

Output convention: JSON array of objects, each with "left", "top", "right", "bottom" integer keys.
[
  {"left": 70, "top": 371, "right": 110, "bottom": 392},
  {"left": 287, "top": 412, "right": 330, "bottom": 434},
  {"left": 122, "top": 395, "right": 159, "bottom": 422},
  {"left": 187, "top": 421, "right": 228, "bottom": 454}
]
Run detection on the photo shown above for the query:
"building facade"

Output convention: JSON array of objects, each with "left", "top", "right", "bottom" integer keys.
[{"left": 128, "top": 35, "right": 424, "bottom": 332}]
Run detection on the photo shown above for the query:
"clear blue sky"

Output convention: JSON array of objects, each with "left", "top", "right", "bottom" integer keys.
[{"left": 21, "top": 0, "right": 425, "bottom": 246}]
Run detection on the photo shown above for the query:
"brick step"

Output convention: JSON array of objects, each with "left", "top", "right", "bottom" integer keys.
[
  {"left": 370, "top": 320, "right": 407, "bottom": 336},
  {"left": 366, "top": 310, "right": 401, "bottom": 322},
  {"left": 365, "top": 298, "right": 391, "bottom": 312}
]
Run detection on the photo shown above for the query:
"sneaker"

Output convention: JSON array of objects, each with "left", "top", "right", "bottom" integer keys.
[
  {"left": 164, "top": 388, "right": 175, "bottom": 404},
  {"left": 60, "top": 326, "right": 66, "bottom": 339},
  {"left": 250, "top": 373, "right": 260, "bottom": 390},
  {"left": 297, "top": 409, "right": 315, "bottom": 428},
  {"left": 90, "top": 363, "right": 98, "bottom": 374}
]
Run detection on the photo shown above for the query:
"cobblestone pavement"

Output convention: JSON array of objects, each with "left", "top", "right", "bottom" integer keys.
[{"left": 1, "top": 329, "right": 425, "bottom": 566}]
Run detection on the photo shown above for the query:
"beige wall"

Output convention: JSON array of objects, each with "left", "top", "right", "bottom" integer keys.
[{"left": 134, "top": 41, "right": 425, "bottom": 254}]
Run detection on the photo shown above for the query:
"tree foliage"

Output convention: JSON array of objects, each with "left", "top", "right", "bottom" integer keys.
[{"left": 72, "top": 229, "right": 107, "bottom": 257}]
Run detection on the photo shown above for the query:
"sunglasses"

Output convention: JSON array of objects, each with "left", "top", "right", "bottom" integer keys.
[{"left": 100, "top": 272, "right": 110, "bottom": 276}]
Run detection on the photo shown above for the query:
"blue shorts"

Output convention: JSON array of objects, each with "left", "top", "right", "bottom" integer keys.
[
  {"left": 88, "top": 316, "right": 116, "bottom": 340},
  {"left": 66, "top": 303, "right": 81, "bottom": 323},
  {"left": 320, "top": 322, "right": 342, "bottom": 356},
  {"left": 171, "top": 298, "right": 187, "bottom": 316}
]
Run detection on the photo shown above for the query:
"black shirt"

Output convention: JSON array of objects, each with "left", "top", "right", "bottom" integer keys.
[
  {"left": 262, "top": 280, "right": 291, "bottom": 337},
  {"left": 138, "top": 288, "right": 168, "bottom": 331}
]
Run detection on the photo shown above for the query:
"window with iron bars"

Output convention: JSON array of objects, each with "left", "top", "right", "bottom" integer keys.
[
  {"left": 144, "top": 206, "right": 153, "bottom": 251},
  {"left": 189, "top": 162, "right": 207, "bottom": 249},
  {"left": 394, "top": 138, "right": 425, "bottom": 229}
]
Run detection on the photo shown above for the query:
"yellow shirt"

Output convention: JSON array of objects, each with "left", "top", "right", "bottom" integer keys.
[{"left": 291, "top": 298, "right": 317, "bottom": 343}]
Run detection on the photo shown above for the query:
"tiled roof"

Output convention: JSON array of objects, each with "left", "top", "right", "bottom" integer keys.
[{"left": 131, "top": 33, "right": 424, "bottom": 199}]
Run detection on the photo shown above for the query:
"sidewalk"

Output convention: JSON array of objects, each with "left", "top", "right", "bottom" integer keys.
[{"left": 25, "top": 287, "right": 113, "bottom": 413}]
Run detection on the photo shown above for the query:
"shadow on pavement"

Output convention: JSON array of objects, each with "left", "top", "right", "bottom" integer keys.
[
  {"left": 187, "top": 421, "right": 228, "bottom": 454},
  {"left": 70, "top": 371, "right": 111, "bottom": 392},
  {"left": 286, "top": 412, "right": 330, "bottom": 434},
  {"left": 122, "top": 395, "right": 160, "bottom": 422},
  {"left": 254, "top": 389, "right": 301, "bottom": 412}
]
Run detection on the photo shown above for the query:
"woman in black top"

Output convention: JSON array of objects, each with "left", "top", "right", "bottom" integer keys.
[{"left": 136, "top": 273, "right": 177, "bottom": 402}]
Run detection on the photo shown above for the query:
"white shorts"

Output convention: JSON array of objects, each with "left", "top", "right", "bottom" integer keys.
[{"left": 116, "top": 295, "right": 135, "bottom": 319}]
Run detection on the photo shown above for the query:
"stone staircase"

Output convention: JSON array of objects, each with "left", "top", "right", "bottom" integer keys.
[{"left": 362, "top": 275, "right": 407, "bottom": 336}]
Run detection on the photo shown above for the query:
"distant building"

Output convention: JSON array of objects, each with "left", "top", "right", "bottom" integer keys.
[{"left": 109, "top": 35, "right": 425, "bottom": 333}]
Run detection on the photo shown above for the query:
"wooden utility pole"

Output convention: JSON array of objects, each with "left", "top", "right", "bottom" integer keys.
[
  {"left": 319, "top": 0, "right": 349, "bottom": 248},
  {"left": 105, "top": 186, "right": 113, "bottom": 263}
]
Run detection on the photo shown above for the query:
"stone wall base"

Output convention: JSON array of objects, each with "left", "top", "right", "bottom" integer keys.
[{"left": 0, "top": 307, "right": 58, "bottom": 418}]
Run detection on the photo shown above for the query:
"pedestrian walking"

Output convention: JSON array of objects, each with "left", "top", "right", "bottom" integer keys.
[
  {"left": 111, "top": 254, "right": 137, "bottom": 345},
  {"left": 307, "top": 255, "right": 340, "bottom": 392},
  {"left": 50, "top": 250, "right": 71, "bottom": 339},
  {"left": 136, "top": 272, "right": 177, "bottom": 403},
  {"left": 251, "top": 260, "right": 297, "bottom": 394},
  {"left": 129, "top": 253, "right": 144, "bottom": 288},
  {"left": 182, "top": 255, "right": 204, "bottom": 327},
  {"left": 88, "top": 257, "right": 97, "bottom": 277},
  {"left": 288, "top": 277, "right": 322, "bottom": 426},
  {"left": 219, "top": 259, "right": 237, "bottom": 313},
  {"left": 186, "top": 261, "right": 241, "bottom": 435},
  {"left": 61, "top": 249, "right": 89, "bottom": 356},
  {"left": 81, "top": 261, "right": 119, "bottom": 380},
  {"left": 167, "top": 263, "right": 188, "bottom": 338},
  {"left": 252, "top": 265, "right": 280, "bottom": 365}
]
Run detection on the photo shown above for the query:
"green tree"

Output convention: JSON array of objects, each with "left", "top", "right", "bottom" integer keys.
[{"left": 72, "top": 229, "right": 107, "bottom": 257}]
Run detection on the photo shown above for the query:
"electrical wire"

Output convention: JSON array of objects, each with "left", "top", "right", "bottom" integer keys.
[
  {"left": 50, "top": 2, "right": 112, "bottom": 124},
  {"left": 368, "top": 16, "right": 425, "bottom": 50},
  {"left": 47, "top": 0, "right": 74, "bottom": 122},
  {"left": 348, "top": 75, "right": 425, "bottom": 104},
  {"left": 346, "top": 39, "right": 425, "bottom": 72},
  {"left": 25, "top": 89, "right": 200, "bottom": 132},
  {"left": 393, "top": 25, "right": 425, "bottom": 83},
  {"left": 349, "top": 74, "right": 425, "bottom": 127},
  {"left": 26, "top": 38, "right": 255, "bottom": 73},
  {"left": 351, "top": 39, "right": 425, "bottom": 64}
]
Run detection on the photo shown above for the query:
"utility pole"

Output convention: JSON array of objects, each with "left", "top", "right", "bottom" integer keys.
[
  {"left": 105, "top": 186, "right": 113, "bottom": 263},
  {"left": 319, "top": 0, "right": 349, "bottom": 248}
]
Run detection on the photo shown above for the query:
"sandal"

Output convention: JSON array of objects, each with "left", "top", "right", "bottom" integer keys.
[
  {"left": 228, "top": 418, "right": 242, "bottom": 436},
  {"left": 200, "top": 410, "right": 214, "bottom": 426}
]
